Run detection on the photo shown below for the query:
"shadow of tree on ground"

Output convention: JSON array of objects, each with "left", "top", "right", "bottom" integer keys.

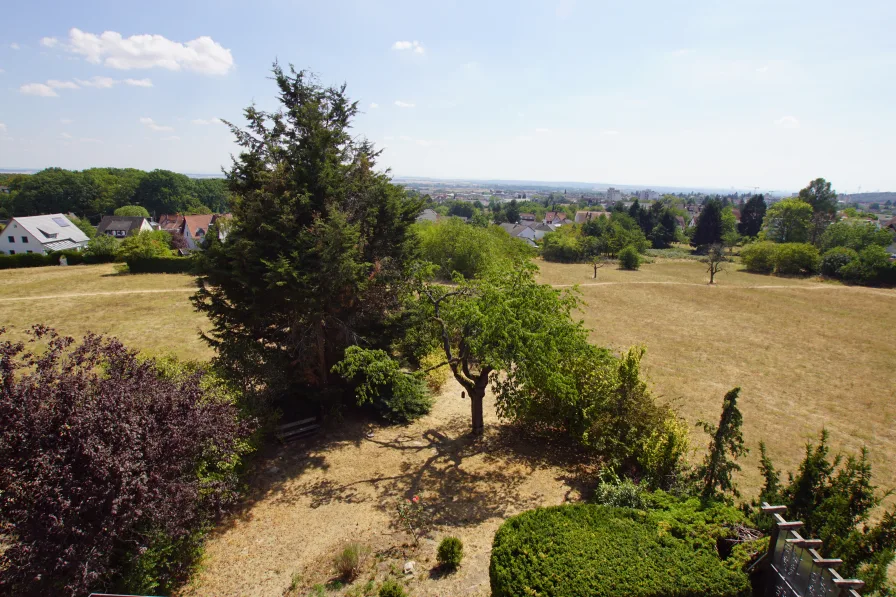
[{"left": 273, "top": 414, "right": 599, "bottom": 531}]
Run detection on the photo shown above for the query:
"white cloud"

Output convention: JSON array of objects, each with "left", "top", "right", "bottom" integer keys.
[
  {"left": 416, "top": 140, "right": 433, "bottom": 147},
  {"left": 369, "top": 102, "right": 379, "bottom": 109},
  {"left": 20, "top": 83, "right": 58, "bottom": 97},
  {"left": 161, "top": 135, "right": 181, "bottom": 141},
  {"left": 10, "top": 43, "right": 20, "bottom": 50},
  {"left": 756, "top": 65, "right": 769, "bottom": 73},
  {"left": 40, "top": 37, "right": 59, "bottom": 48},
  {"left": 392, "top": 40, "right": 424, "bottom": 54},
  {"left": 394, "top": 100, "right": 415, "bottom": 108},
  {"left": 67, "top": 28, "right": 234, "bottom": 75},
  {"left": 79, "top": 137, "right": 102, "bottom": 143},
  {"left": 191, "top": 118, "right": 223, "bottom": 125},
  {"left": 774, "top": 115, "right": 799, "bottom": 129},
  {"left": 600, "top": 130, "right": 620, "bottom": 136},
  {"left": 669, "top": 48, "right": 695, "bottom": 57},
  {"left": 139, "top": 117, "right": 174, "bottom": 132},
  {"left": 399, "top": 135, "right": 412, "bottom": 141},
  {"left": 60, "top": 132, "right": 72, "bottom": 139},
  {"left": 535, "top": 127, "right": 550, "bottom": 133},
  {"left": 47, "top": 79, "right": 79, "bottom": 89},
  {"left": 76, "top": 76, "right": 116, "bottom": 88},
  {"left": 384, "top": 135, "right": 394, "bottom": 141},
  {"left": 124, "top": 78, "right": 153, "bottom": 87},
  {"left": 516, "top": 135, "right": 533, "bottom": 142},
  {"left": 0, "top": 68, "right": 4, "bottom": 74},
  {"left": 0, "top": 123, "right": 6, "bottom": 132},
  {"left": 60, "top": 118, "right": 73, "bottom": 124}
]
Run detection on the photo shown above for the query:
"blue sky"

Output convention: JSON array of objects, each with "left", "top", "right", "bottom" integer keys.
[{"left": 1, "top": 0, "right": 895, "bottom": 192}]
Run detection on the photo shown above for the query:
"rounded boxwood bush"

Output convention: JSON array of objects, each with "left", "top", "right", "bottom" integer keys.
[
  {"left": 821, "top": 247, "right": 858, "bottom": 277},
  {"left": 437, "top": 536, "right": 464, "bottom": 570},
  {"left": 773, "top": 243, "right": 819, "bottom": 275},
  {"left": 490, "top": 504, "right": 750, "bottom": 597},
  {"left": 740, "top": 241, "right": 776, "bottom": 273},
  {"left": 618, "top": 245, "right": 641, "bottom": 270}
]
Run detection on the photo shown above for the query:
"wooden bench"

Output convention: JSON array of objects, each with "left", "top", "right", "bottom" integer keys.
[{"left": 275, "top": 417, "right": 320, "bottom": 443}]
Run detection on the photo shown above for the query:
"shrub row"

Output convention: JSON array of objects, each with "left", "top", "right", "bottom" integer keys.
[
  {"left": 822, "top": 245, "right": 896, "bottom": 285},
  {"left": 126, "top": 256, "right": 195, "bottom": 274},
  {"left": 0, "top": 250, "right": 115, "bottom": 270},
  {"left": 740, "top": 241, "right": 819, "bottom": 275},
  {"left": 741, "top": 241, "right": 895, "bottom": 285},
  {"left": 490, "top": 502, "right": 751, "bottom": 597}
]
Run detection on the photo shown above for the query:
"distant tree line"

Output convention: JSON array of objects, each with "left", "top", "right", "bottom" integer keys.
[
  {"left": 540, "top": 200, "right": 682, "bottom": 263},
  {"left": 725, "top": 178, "right": 896, "bottom": 285},
  {"left": 0, "top": 168, "right": 231, "bottom": 220}
]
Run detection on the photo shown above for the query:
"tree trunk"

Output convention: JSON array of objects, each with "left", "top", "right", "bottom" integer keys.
[
  {"left": 470, "top": 388, "right": 485, "bottom": 435},
  {"left": 316, "top": 320, "right": 328, "bottom": 386}
]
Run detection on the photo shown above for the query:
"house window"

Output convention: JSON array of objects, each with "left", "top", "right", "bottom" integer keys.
[
  {"left": 7, "top": 236, "right": 13, "bottom": 243},
  {"left": 26, "top": 250, "right": 33, "bottom": 254},
  {"left": 21, "top": 236, "right": 28, "bottom": 244},
  {"left": 8, "top": 250, "right": 15, "bottom": 255}
]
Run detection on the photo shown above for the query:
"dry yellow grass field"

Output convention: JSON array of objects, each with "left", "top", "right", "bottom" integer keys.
[
  {"left": 537, "top": 258, "right": 896, "bottom": 496},
  {"left": 2, "top": 259, "right": 895, "bottom": 596},
  {"left": 0, "top": 263, "right": 212, "bottom": 361}
]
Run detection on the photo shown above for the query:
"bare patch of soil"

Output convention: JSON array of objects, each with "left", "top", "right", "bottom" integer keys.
[{"left": 184, "top": 381, "right": 595, "bottom": 597}]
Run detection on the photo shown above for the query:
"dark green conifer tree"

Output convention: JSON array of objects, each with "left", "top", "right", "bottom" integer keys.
[{"left": 192, "top": 63, "right": 422, "bottom": 400}]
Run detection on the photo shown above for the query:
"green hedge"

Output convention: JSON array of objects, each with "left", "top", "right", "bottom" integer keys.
[
  {"left": 741, "top": 241, "right": 819, "bottom": 275},
  {"left": 490, "top": 504, "right": 751, "bottom": 597},
  {"left": 126, "top": 256, "right": 195, "bottom": 274},
  {"left": 0, "top": 250, "right": 114, "bottom": 270},
  {"left": 0, "top": 252, "right": 53, "bottom": 270}
]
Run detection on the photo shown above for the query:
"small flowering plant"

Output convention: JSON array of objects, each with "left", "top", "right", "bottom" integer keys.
[{"left": 396, "top": 494, "right": 431, "bottom": 546}]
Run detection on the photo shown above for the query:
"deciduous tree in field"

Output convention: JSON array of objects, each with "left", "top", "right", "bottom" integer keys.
[
  {"left": 798, "top": 177, "right": 838, "bottom": 245},
  {"left": 116, "top": 229, "right": 173, "bottom": 260},
  {"left": 411, "top": 261, "right": 584, "bottom": 435},
  {"left": 193, "top": 63, "right": 422, "bottom": 399},
  {"left": 704, "top": 243, "right": 725, "bottom": 284},
  {"left": 762, "top": 197, "right": 813, "bottom": 243}
]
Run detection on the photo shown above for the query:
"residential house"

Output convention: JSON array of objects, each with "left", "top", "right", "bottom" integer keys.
[
  {"left": 674, "top": 216, "right": 687, "bottom": 230},
  {"left": 158, "top": 213, "right": 185, "bottom": 233},
  {"left": 884, "top": 217, "right": 896, "bottom": 256},
  {"left": 529, "top": 222, "right": 556, "bottom": 241},
  {"left": 883, "top": 216, "right": 896, "bottom": 234},
  {"left": 96, "top": 215, "right": 153, "bottom": 238},
  {"left": 500, "top": 223, "right": 537, "bottom": 246},
  {"left": 0, "top": 213, "right": 89, "bottom": 255},
  {"left": 543, "top": 212, "right": 568, "bottom": 226},
  {"left": 519, "top": 213, "right": 536, "bottom": 223},
  {"left": 156, "top": 213, "right": 231, "bottom": 249},
  {"left": 574, "top": 211, "right": 603, "bottom": 224},
  {"left": 182, "top": 214, "right": 216, "bottom": 249},
  {"left": 416, "top": 208, "right": 438, "bottom": 224}
]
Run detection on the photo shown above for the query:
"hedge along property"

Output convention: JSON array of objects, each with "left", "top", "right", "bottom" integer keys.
[{"left": 489, "top": 498, "right": 868, "bottom": 597}]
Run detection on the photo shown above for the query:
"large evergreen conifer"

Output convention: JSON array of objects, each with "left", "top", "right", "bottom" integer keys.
[{"left": 193, "top": 63, "right": 422, "bottom": 399}]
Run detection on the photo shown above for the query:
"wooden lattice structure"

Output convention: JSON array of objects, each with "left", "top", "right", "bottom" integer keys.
[{"left": 760, "top": 503, "right": 865, "bottom": 597}]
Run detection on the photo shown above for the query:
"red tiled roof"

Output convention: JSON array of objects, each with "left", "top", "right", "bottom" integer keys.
[{"left": 183, "top": 214, "right": 216, "bottom": 238}]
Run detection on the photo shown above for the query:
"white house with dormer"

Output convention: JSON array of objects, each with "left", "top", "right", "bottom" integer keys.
[{"left": 0, "top": 214, "right": 89, "bottom": 255}]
